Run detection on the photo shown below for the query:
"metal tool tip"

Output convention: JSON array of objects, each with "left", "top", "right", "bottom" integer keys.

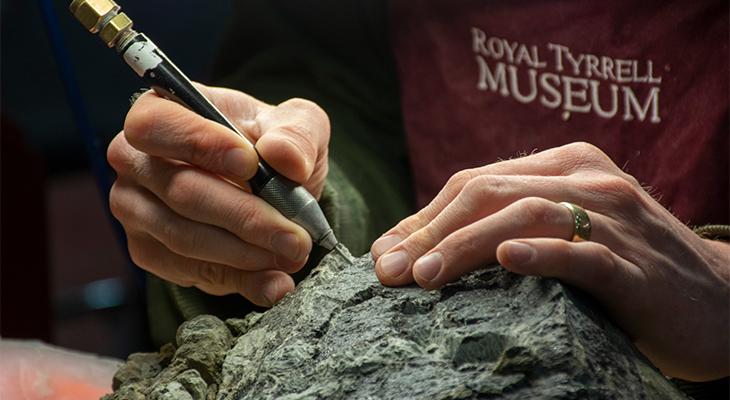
[{"left": 334, "top": 243, "right": 354, "bottom": 263}]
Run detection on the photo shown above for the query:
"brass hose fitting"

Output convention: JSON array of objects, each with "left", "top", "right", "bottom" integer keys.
[{"left": 69, "top": 0, "right": 134, "bottom": 48}]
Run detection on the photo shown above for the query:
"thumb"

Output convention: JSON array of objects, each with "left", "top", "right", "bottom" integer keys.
[
  {"left": 255, "top": 98, "right": 330, "bottom": 194},
  {"left": 496, "top": 239, "right": 643, "bottom": 303}
]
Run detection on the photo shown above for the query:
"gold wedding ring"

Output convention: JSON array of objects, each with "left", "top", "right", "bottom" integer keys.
[{"left": 558, "top": 202, "right": 591, "bottom": 242}]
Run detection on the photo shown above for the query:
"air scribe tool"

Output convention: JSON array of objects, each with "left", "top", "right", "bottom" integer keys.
[{"left": 69, "top": 0, "right": 352, "bottom": 262}]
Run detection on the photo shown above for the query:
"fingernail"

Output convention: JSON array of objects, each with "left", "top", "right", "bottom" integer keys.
[
  {"left": 414, "top": 252, "right": 443, "bottom": 282},
  {"left": 505, "top": 242, "right": 535, "bottom": 265},
  {"left": 262, "top": 279, "right": 282, "bottom": 306},
  {"left": 224, "top": 147, "right": 252, "bottom": 178},
  {"left": 380, "top": 251, "right": 409, "bottom": 278},
  {"left": 271, "top": 232, "right": 303, "bottom": 261},
  {"left": 371, "top": 235, "right": 403, "bottom": 259}
]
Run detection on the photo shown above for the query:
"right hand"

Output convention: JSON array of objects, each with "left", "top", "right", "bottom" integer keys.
[{"left": 108, "top": 85, "right": 331, "bottom": 307}]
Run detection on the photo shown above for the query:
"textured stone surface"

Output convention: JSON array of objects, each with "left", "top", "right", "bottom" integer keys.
[
  {"left": 107, "top": 251, "right": 687, "bottom": 399},
  {"left": 104, "top": 316, "right": 232, "bottom": 400}
]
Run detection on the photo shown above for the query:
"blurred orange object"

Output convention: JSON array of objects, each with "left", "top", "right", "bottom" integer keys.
[{"left": 0, "top": 339, "right": 121, "bottom": 400}]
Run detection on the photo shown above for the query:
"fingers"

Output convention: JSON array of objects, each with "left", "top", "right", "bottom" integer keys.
[
  {"left": 377, "top": 196, "right": 565, "bottom": 287},
  {"left": 127, "top": 233, "right": 295, "bottom": 307},
  {"left": 124, "top": 90, "right": 260, "bottom": 184},
  {"left": 191, "top": 84, "right": 269, "bottom": 127},
  {"left": 377, "top": 196, "right": 617, "bottom": 289},
  {"left": 109, "top": 134, "right": 312, "bottom": 264},
  {"left": 372, "top": 142, "right": 625, "bottom": 258},
  {"left": 372, "top": 174, "right": 623, "bottom": 283},
  {"left": 255, "top": 98, "right": 330, "bottom": 195},
  {"left": 496, "top": 238, "right": 644, "bottom": 304},
  {"left": 110, "top": 180, "right": 303, "bottom": 273},
  {"left": 125, "top": 90, "right": 330, "bottom": 198},
  {"left": 373, "top": 174, "right": 549, "bottom": 259},
  {"left": 372, "top": 170, "right": 495, "bottom": 259}
]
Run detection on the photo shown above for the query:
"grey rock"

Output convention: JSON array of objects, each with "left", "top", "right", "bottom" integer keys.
[
  {"left": 172, "top": 316, "right": 233, "bottom": 385},
  {"left": 104, "top": 316, "right": 231, "bottom": 399},
  {"left": 109, "top": 251, "right": 688, "bottom": 399},
  {"left": 175, "top": 369, "right": 208, "bottom": 400},
  {"left": 149, "top": 381, "right": 194, "bottom": 400}
]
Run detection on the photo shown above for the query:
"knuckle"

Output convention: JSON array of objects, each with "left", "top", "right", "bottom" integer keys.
[
  {"left": 473, "top": 174, "right": 507, "bottom": 192},
  {"left": 187, "top": 133, "right": 217, "bottom": 169},
  {"left": 388, "top": 214, "right": 424, "bottom": 238},
  {"left": 164, "top": 170, "right": 208, "bottom": 214},
  {"left": 284, "top": 97, "right": 329, "bottom": 122},
  {"left": 391, "top": 197, "right": 446, "bottom": 237},
  {"left": 108, "top": 183, "right": 127, "bottom": 221},
  {"left": 277, "top": 125, "right": 318, "bottom": 159},
  {"left": 228, "top": 198, "right": 263, "bottom": 236},
  {"left": 512, "top": 197, "right": 554, "bottom": 226},
  {"left": 619, "top": 171, "right": 642, "bottom": 189},
  {"left": 107, "top": 133, "right": 134, "bottom": 174},
  {"left": 279, "top": 97, "right": 331, "bottom": 141},
  {"left": 446, "top": 169, "right": 477, "bottom": 191},
  {"left": 440, "top": 228, "right": 472, "bottom": 253},
  {"left": 554, "top": 239, "right": 574, "bottom": 257},
  {"left": 186, "top": 119, "right": 235, "bottom": 169},
  {"left": 126, "top": 97, "right": 202, "bottom": 150},
  {"left": 402, "top": 226, "right": 441, "bottom": 256},
  {"left": 566, "top": 141, "right": 602, "bottom": 156},
  {"left": 583, "top": 175, "right": 644, "bottom": 211},
  {"left": 232, "top": 271, "right": 257, "bottom": 299},
  {"left": 607, "top": 176, "right": 637, "bottom": 197},
  {"left": 108, "top": 183, "right": 147, "bottom": 229},
  {"left": 162, "top": 222, "right": 198, "bottom": 256},
  {"left": 282, "top": 97, "right": 316, "bottom": 110},
  {"left": 459, "top": 175, "right": 505, "bottom": 210},
  {"left": 461, "top": 176, "right": 484, "bottom": 199},
  {"left": 454, "top": 183, "right": 479, "bottom": 216},
  {"left": 195, "top": 263, "right": 227, "bottom": 287},
  {"left": 453, "top": 181, "right": 482, "bottom": 217},
  {"left": 127, "top": 238, "right": 153, "bottom": 268},
  {"left": 163, "top": 182, "right": 190, "bottom": 212},
  {"left": 560, "top": 142, "right": 615, "bottom": 172},
  {"left": 587, "top": 243, "right": 619, "bottom": 283},
  {"left": 425, "top": 169, "right": 479, "bottom": 215},
  {"left": 563, "top": 142, "right": 607, "bottom": 161},
  {"left": 123, "top": 103, "right": 157, "bottom": 145}
]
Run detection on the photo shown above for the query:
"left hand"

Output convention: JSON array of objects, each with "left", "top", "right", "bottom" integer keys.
[{"left": 370, "top": 142, "right": 729, "bottom": 381}]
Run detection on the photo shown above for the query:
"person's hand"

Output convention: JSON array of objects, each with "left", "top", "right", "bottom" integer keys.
[
  {"left": 108, "top": 85, "right": 330, "bottom": 307},
  {"left": 370, "top": 142, "right": 729, "bottom": 381}
]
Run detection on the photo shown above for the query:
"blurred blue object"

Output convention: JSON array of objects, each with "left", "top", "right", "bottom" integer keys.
[{"left": 82, "top": 278, "right": 126, "bottom": 310}]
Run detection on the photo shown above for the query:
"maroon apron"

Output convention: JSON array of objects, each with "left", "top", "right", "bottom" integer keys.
[{"left": 390, "top": 0, "right": 729, "bottom": 226}]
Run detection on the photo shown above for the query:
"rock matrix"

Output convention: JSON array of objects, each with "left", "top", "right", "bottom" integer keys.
[{"left": 106, "top": 251, "right": 686, "bottom": 399}]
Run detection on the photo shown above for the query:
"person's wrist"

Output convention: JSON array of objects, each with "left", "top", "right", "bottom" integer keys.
[
  {"left": 702, "top": 238, "right": 730, "bottom": 379},
  {"left": 702, "top": 238, "right": 730, "bottom": 282}
]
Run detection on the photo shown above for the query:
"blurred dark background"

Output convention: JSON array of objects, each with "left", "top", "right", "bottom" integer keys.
[{"left": 1, "top": 0, "right": 233, "bottom": 358}]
